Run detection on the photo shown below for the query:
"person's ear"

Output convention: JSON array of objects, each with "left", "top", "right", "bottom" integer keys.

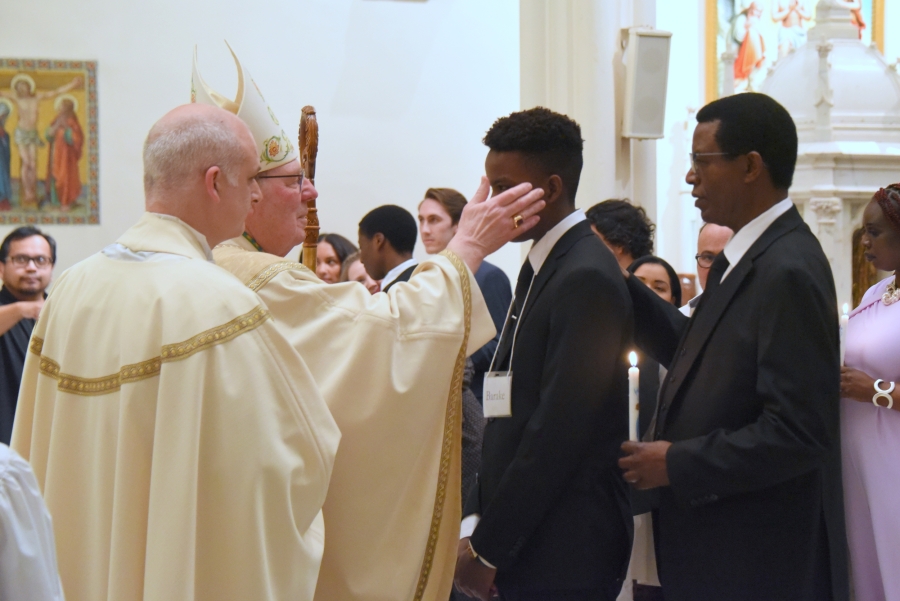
[
  {"left": 205, "top": 166, "right": 222, "bottom": 203},
  {"left": 744, "top": 152, "right": 765, "bottom": 184},
  {"left": 373, "top": 233, "right": 386, "bottom": 251},
  {"left": 545, "top": 174, "right": 564, "bottom": 205}
]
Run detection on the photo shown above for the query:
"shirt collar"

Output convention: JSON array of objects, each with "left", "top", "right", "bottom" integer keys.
[
  {"left": 721, "top": 197, "right": 793, "bottom": 281},
  {"left": 381, "top": 257, "right": 418, "bottom": 289},
  {"left": 527, "top": 209, "right": 586, "bottom": 274},
  {"left": 148, "top": 213, "right": 214, "bottom": 261}
]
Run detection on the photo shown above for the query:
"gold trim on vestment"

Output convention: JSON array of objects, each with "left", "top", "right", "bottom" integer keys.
[
  {"left": 246, "top": 260, "right": 307, "bottom": 291},
  {"left": 30, "top": 305, "right": 271, "bottom": 397},
  {"left": 413, "top": 250, "right": 472, "bottom": 601}
]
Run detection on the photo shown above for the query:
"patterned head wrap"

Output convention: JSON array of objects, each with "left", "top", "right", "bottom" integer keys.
[{"left": 873, "top": 184, "right": 900, "bottom": 234}]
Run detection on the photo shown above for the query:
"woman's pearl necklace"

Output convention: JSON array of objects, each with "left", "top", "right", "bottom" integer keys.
[{"left": 883, "top": 276, "right": 900, "bottom": 306}]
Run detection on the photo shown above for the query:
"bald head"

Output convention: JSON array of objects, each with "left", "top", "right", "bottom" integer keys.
[
  {"left": 697, "top": 222, "right": 733, "bottom": 289},
  {"left": 143, "top": 104, "right": 261, "bottom": 248},
  {"left": 143, "top": 104, "right": 254, "bottom": 195}
]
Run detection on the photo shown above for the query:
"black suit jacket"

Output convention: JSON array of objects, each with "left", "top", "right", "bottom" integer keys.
[
  {"left": 465, "top": 220, "right": 633, "bottom": 592},
  {"left": 381, "top": 263, "right": 416, "bottom": 292},
  {"left": 628, "top": 206, "right": 849, "bottom": 601}
]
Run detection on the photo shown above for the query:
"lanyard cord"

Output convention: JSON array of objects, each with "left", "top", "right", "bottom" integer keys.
[{"left": 486, "top": 270, "right": 537, "bottom": 376}]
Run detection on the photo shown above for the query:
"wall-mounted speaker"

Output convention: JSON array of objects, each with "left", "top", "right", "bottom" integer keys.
[{"left": 622, "top": 27, "right": 672, "bottom": 140}]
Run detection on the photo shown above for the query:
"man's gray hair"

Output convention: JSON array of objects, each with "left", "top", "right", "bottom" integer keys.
[{"left": 143, "top": 115, "right": 246, "bottom": 193}]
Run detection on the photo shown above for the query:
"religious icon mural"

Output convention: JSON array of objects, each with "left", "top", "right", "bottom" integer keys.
[
  {"left": 707, "top": 0, "right": 883, "bottom": 100},
  {"left": 0, "top": 59, "right": 98, "bottom": 225}
]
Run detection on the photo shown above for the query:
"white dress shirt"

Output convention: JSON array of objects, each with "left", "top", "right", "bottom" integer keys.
[
  {"left": 381, "top": 258, "right": 418, "bottom": 290},
  {"left": 678, "top": 199, "right": 792, "bottom": 315},
  {"left": 719, "top": 198, "right": 793, "bottom": 283},
  {"left": 526, "top": 209, "right": 587, "bottom": 274}
]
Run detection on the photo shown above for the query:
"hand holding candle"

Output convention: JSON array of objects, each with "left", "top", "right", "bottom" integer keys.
[
  {"left": 839, "top": 303, "right": 849, "bottom": 366},
  {"left": 628, "top": 351, "right": 640, "bottom": 442}
]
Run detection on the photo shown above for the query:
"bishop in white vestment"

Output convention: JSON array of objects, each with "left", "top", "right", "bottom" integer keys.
[{"left": 193, "top": 45, "right": 544, "bottom": 601}]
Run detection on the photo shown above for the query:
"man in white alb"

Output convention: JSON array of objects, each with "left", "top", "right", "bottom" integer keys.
[{"left": 12, "top": 103, "right": 340, "bottom": 601}]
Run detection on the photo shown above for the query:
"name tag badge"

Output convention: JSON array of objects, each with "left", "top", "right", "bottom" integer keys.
[{"left": 483, "top": 371, "right": 512, "bottom": 418}]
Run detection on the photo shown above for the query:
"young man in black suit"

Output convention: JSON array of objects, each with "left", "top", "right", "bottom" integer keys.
[
  {"left": 619, "top": 93, "right": 849, "bottom": 601},
  {"left": 454, "top": 107, "right": 633, "bottom": 601},
  {"left": 357, "top": 204, "right": 418, "bottom": 292}
]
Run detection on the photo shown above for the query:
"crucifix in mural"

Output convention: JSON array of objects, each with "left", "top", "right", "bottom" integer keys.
[
  {"left": 706, "top": 0, "right": 884, "bottom": 99},
  {"left": 0, "top": 59, "right": 99, "bottom": 225}
]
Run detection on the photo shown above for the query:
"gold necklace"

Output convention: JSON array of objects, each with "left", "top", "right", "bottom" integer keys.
[{"left": 883, "top": 276, "right": 900, "bottom": 306}]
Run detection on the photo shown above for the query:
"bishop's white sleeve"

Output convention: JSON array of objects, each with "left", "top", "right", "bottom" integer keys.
[{"left": 0, "top": 444, "right": 65, "bottom": 601}]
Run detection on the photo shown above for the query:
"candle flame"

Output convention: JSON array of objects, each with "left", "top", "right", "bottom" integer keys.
[
  {"left": 842, "top": 303, "right": 849, "bottom": 316},
  {"left": 629, "top": 351, "right": 637, "bottom": 367}
]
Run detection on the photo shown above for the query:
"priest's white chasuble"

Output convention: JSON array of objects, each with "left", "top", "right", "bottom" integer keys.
[
  {"left": 12, "top": 213, "right": 341, "bottom": 601},
  {"left": 214, "top": 236, "right": 495, "bottom": 601}
]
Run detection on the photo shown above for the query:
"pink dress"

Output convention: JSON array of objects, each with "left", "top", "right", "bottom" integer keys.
[{"left": 842, "top": 276, "right": 900, "bottom": 601}]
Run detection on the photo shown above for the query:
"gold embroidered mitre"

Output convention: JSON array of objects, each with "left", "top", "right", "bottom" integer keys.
[{"left": 192, "top": 42, "right": 299, "bottom": 172}]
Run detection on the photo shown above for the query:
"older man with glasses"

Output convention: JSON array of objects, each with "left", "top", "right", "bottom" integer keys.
[
  {"left": 681, "top": 222, "right": 733, "bottom": 316},
  {"left": 0, "top": 226, "right": 55, "bottom": 444}
]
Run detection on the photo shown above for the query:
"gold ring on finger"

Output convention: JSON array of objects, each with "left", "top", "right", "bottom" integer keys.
[{"left": 513, "top": 214, "right": 524, "bottom": 229}]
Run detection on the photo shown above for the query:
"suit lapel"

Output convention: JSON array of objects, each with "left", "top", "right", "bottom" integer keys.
[
  {"left": 518, "top": 221, "right": 593, "bottom": 327},
  {"left": 493, "top": 221, "right": 593, "bottom": 370},
  {"left": 656, "top": 206, "right": 806, "bottom": 423}
]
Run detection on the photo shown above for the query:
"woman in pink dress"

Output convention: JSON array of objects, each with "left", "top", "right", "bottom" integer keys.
[{"left": 841, "top": 183, "right": 900, "bottom": 601}]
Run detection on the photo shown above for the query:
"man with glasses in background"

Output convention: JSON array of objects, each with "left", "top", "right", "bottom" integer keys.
[
  {"left": 681, "top": 221, "right": 732, "bottom": 316},
  {"left": 0, "top": 226, "right": 55, "bottom": 444}
]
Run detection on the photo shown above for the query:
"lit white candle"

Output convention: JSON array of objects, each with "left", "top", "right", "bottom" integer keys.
[
  {"left": 629, "top": 351, "right": 640, "bottom": 442},
  {"left": 839, "top": 303, "right": 849, "bottom": 366}
]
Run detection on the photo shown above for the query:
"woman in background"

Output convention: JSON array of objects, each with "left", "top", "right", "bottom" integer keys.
[
  {"left": 628, "top": 255, "right": 682, "bottom": 309},
  {"left": 340, "top": 251, "right": 379, "bottom": 294},
  {"left": 315, "top": 233, "right": 357, "bottom": 284},
  {"left": 840, "top": 183, "right": 900, "bottom": 601}
]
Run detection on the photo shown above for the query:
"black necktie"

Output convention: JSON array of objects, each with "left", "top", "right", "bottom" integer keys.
[
  {"left": 699, "top": 253, "right": 730, "bottom": 305},
  {"left": 493, "top": 260, "right": 535, "bottom": 372},
  {"left": 514, "top": 260, "right": 535, "bottom": 316}
]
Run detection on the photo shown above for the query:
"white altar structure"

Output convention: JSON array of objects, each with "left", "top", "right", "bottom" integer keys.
[{"left": 762, "top": 0, "right": 900, "bottom": 306}]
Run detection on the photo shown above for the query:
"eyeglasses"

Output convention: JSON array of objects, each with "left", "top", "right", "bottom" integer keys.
[
  {"left": 695, "top": 252, "right": 718, "bottom": 269},
  {"left": 688, "top": 152, "right": 733, "bottom": 172},
  {"left": 6, "top": 254, "right": 52, "bottom": 267},
  {"left": 256, "top": 171, "right": 305, "bottom": 188}
]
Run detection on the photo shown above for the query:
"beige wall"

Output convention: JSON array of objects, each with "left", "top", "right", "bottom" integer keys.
[{"left": 0, "top": 0, "right": 522, "bottom": 281}]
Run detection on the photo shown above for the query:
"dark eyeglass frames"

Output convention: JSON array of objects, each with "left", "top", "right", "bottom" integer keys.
[
  {"left": 695, "top": 252, "right": 718, "bottom": 269},
  {"left": 256, "top": 171, "right": 305, "bottom": 188}
]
